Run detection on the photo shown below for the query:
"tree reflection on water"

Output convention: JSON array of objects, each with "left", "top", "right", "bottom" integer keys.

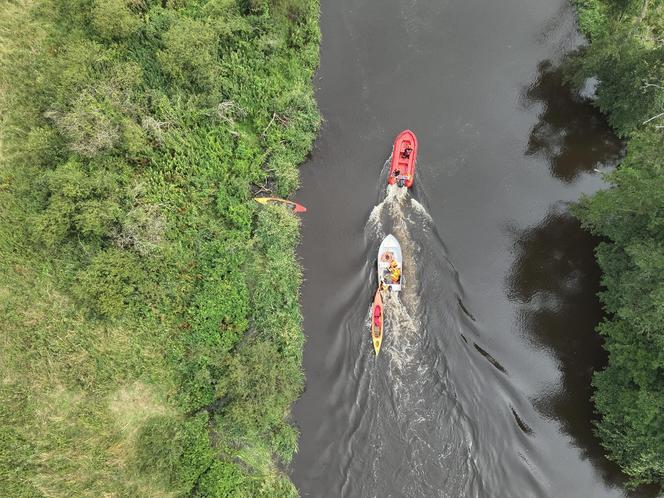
[
  {"left": 524, "top": 60, "right": 623, "bottom": 183},
  {"left": 506, "top": 206, "right": 658, "bottom": 496}
]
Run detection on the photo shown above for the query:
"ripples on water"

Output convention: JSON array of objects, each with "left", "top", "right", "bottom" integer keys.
[{"left": 337, "top": 163, "right": 546, "bottom": 497}]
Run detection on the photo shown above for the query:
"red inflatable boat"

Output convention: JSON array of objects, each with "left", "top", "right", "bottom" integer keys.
[{"left": 388, "top": 130, "right": 417, "bottom": 188}]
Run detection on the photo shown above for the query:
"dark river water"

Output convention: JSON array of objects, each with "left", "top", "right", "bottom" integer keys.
[{"left": 290, "top": 0, "right": 657, "bottom": 496}]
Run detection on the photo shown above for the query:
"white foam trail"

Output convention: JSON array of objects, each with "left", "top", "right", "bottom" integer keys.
[
  {"left": 365, "top": 183, "right": 421, "bottom": 317},
  {"left": 348, "top": 179, "right": 481, "bottom": 497},
  {"left": 384, "top": 293, "right": 419, "bottom": 372},
  {"left": 411, "top": 198, "right": 434, "bottom": 224},
  {"left": 366, "top": 183, "right": 406, "bottom": 236},
  {"left": 349, "top": 169, "right": 543, "bottom": 497},
  {"left": 366, "top": 203, "right": 385, "bottom": 238}
]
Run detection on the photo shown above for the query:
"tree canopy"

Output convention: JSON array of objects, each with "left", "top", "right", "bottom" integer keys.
[{"left": 571, "top": 0, "right": 664, "bottom": 488}]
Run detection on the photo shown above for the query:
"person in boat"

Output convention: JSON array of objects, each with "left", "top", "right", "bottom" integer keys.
[
  {"left": 401, "top": 146, "right": 413, "bottom": 159},
  {"left": 389, "top": 260, "right": 401, "bottom": 283},
  {"left": 373, "top": 306, "right": 381, "bottom": 328},
  {"left": 393, "top": 169, "right": 401, "bottom": 178}
]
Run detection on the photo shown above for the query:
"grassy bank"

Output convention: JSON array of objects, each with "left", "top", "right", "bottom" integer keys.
[
  {"left": 569, "top": 0, "right": 663, "bottom": 489},
  {"left": 0, "top": 0, "right": 319, "bottom": 496}
]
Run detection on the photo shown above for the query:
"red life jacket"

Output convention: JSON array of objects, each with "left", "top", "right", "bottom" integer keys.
[{"left": 373, "top": 306, "right": 382, "bottom": 326}]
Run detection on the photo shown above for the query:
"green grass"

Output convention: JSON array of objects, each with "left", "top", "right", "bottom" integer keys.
[{"left": 0, "top": 0, "right": 319, "bottom": 495}]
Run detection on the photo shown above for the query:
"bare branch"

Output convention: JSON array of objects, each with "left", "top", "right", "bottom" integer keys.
[
  {"left": 643, "top": 111, "right": 664, "bottom": 125},
  {"left": 637, "top": 0, "right": 649, "bottom": 24},
  {"left": 261, "top": 113, "right": 277, "bottom": 137}
]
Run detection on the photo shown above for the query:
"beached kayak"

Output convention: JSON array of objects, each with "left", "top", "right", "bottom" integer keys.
[
  {"left": 388, "top": 130, "right": 417, "bottom": 188},
  {"left": 371, "top": 288, "right": 383, "bottom": 355},
  {"left": 377, "top": 234, "right": 402, "bottom": 293},
  {"left": 255, "top": 197, "right": 307, "bottom": 212}
]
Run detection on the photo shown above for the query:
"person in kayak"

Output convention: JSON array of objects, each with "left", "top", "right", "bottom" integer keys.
[{"left": 373, "top": 306, "right": 382, "bottom": 329}]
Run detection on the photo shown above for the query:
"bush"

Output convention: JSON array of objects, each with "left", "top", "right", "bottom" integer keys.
[
  {"left": 73, "top": 248, "right": 142, "bottom": 318},
  {"left": 157, "top": 17, "right": 220, "bottom": 92},
  {"left": 216, "top": 340, "right": 303, "bottom": 438},
  {"left": 91, "top": 0, "right": 141, "bottom": 41},
  {"left": 54, "top": 93, "right": 120, "bottom": 157},
  {"left": 196, "top": 460, "right": 248, "bottom": 498},
  {"left": 34, "top": 159, "right": 128, "bottom": 246},
  {"left": 271, "top": 423, "right": 299, "bottom": 464},
  {"left": 137, "top": 413, "right": 214, "bottom": 493},
  {"left": 114, "top": 202, "right": 166, "bottom": 255},
  {"left": 253, "top": 205, "right": 299, "bottom": 251}
]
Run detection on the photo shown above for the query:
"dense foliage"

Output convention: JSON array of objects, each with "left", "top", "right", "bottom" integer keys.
[
  {"left": 0, "top": 0, "right": 319, "bottom": 496},
  {"left": 570, "top": 0, "right": 664, "bottom": 488}
]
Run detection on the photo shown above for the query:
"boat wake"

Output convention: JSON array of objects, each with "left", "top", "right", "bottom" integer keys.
[
  {"left": 336, "top": 163, "right": 545, "bottom": 497},
  {"left": 348, "top": 180, "right": 476, "bottom": 497}
]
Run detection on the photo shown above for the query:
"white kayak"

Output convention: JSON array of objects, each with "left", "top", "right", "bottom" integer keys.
[{"left": 377, "top": 234, "right": 403, "bottom": 293}]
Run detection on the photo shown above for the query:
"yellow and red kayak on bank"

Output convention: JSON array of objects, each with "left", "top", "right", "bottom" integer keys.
[{"left": 255, "top": 197, "right": 307, "bottom": 213}]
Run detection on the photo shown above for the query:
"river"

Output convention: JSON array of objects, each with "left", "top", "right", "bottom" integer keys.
[{"left": 290, "top": 0, "right": 656, "bottom": 496}]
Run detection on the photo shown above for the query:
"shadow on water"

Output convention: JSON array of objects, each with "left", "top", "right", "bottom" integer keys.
[
  {"left": 523, "top": 60, "right": 623, "bottom": 183},
  {"left": 506, "top": 206, "right": 661, "bottom": 497}
]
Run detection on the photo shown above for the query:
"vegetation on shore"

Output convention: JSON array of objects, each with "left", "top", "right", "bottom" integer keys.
[
  {"left": 0, "top": 0, "right": 319, "bottom": 496},
  {"left": 569, "top": 0, "right": 664, "bottom": 488}
]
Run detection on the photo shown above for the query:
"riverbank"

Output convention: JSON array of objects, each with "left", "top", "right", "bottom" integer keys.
[
  {"left": 570, "top": 0, "right": 664, "bottom": 489},
  {"left": 0, "top": 1, "right": 319, "bottom": 495}
]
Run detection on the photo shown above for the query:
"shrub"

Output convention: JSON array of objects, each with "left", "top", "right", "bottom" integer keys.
[
  {"left": 137, "top": 413, "right": 214, "bottom": 493},
  {"left": 34, "top": 159, "right": 127, "bottom": 246},
  {"left": 91, "top": 0, "right": 141, "bottom": 41},
  {"left": 54, "top": 93, "right": 121, "bottom": 157},
  {"left": 216, "top": 340, "right": 303, "bottom": 438},
  {"left": 72, "top": 248, "right": 142, "bottom": 318},
  {"left": 196, "top": 460, "right": 248, "bottom": 498},
  {"left": 114, "top": 203, "right": 166, "bottom": 255},
  {"left": 157, "top": 17, "right": 220, "bottom": 92}
]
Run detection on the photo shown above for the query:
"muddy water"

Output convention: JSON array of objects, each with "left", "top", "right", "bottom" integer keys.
[{"left": 290, "top": 0, "right": 656, "bottom": 496}]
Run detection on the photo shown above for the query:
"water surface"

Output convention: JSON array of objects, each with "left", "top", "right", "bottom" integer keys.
[{"left": 290, "top": 0, "right": 654, "bottom": 496}]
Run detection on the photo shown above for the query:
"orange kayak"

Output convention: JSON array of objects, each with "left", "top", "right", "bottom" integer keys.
[{"left": 371, "top": 288, "right": 384, "bottom": 355}]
